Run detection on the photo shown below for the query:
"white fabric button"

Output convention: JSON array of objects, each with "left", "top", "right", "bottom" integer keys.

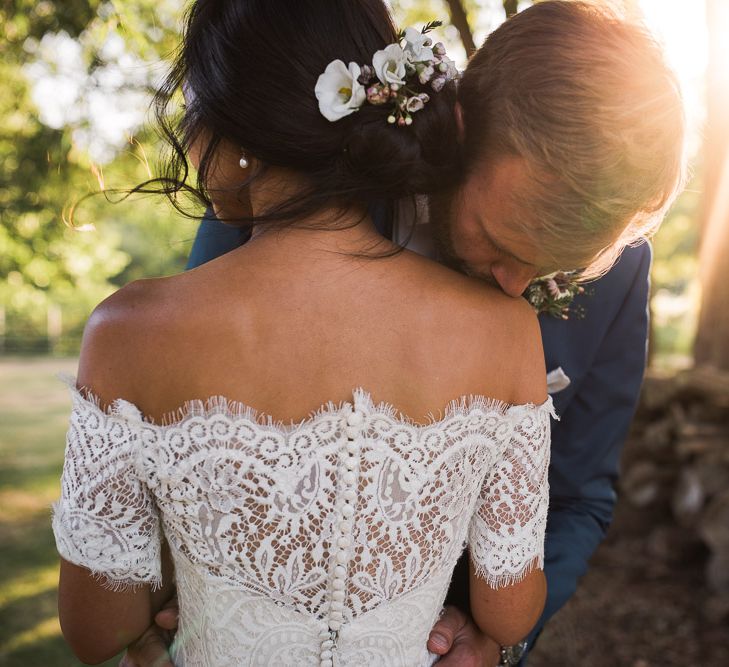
[
  {"left": 337, "top": 536, "right": 351, "bottom": 548},
  {"left": 332, "top": 578, "right": 344, "bottom": 590},
  {"left": 332, "top": 589, "right": 345, "bottom": 602},
  {"left": 330, "top": 608, "right": 343, "bottom": 620},
  {"left": 346, "top": 410, "right": 364, "bottom": 427},
  {"left": 334, "top": 565, "right": 346, "bottom": 578},
  {"left": 328, "top": 619, "right": 341, "bottom": 631},
  {"left": 345, "top": 425, "right": 359, "bottom": 440},
  {"left": 320, "top": 659, "right": 333, "bottom": 667},
  {"left": 344, "top": 457, "right": 357, "bottom": 472},
  {"left": 336, "top": 550, "right": 348, "bottom": 564},
  {"left": 343, "top": 488, "right": 356, "bottom": 502},
  {"left": 346, "top": 441, "right": 358, "bottom": 455},
  {"left": 343, "top": 471, "right": 356, "bottom": 486},
  {"left": 331, "top": 600, "right": 344, "bottom": 611},
  {"left": 321, "top": 649, "right": 333, "bottom": 659},
  {"left": 341, "top": 504, "right": 354, "bottom": 518},
  {"left": 321, "top": 639, "right": 334, "bottom": 650},
  {"left": 339, "top": 519, "right": 352, "bottom": 533}
]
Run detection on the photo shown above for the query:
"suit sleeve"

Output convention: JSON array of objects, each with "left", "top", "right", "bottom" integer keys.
[
  {"left": 526, "top": 243, "right": 652, "bottom": 646},
  {"left": 186, "top": 208, "right": 251, "bottom": 269}
]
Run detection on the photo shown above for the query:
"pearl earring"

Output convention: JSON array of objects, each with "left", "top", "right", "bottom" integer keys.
[{"left": 239, "top": 153, "right": 249, "bottom": 169}]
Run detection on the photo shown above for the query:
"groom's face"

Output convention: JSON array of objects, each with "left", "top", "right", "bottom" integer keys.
[{"left": 432, "top": 154, "right": 557, "bottom": 298}]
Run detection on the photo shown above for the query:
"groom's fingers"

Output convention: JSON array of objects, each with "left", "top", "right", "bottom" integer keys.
[
  {"left": 432, "top": 643, "right": 483, "bottom": 667},
  {"left": 154, "top": 607, "right": 179, "bottom": 631},
  {"left": 122, "top": 625, "right": 174, "bottom": 667},
  {"left": 154, "top": 595, "right": 180, "bottom": 631},
  {"left": 427, "top": 605, "right": 501, "bottom": 667},
  {"left": 427, "top": 605, "right": 468, "bottom": 654},
  {"left": 435, "top": 634, "right": 501, "bottom": 667}
]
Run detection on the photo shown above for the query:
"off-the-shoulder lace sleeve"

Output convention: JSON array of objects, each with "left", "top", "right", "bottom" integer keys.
[
  {"left": 468, "top": 399, "right": 554, "bottom": 588},
  {"left": 52, "top": 380, "right": 162, "bottom": 591}
]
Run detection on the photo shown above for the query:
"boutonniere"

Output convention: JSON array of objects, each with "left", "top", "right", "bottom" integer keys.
[{"left": 525, "top": 271, "right": 587, "bottom": 319}]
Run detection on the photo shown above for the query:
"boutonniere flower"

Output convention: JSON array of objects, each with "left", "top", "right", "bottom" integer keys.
[
  {"left": 315, "top": 60, "right": 367, "bottom": 121},
  {"left": 524, "top": 271, "right": 588, "bottom": 319}
]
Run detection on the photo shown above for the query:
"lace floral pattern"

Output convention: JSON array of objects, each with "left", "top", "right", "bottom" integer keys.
[
  {"left": 53, "top": 376, "right": 553, "bottom": 666},
  {"left": 52, "top": 388, "right": 162, "bottom": 591},
  {"left": 468, "top": 404, "right": 552, "bottom": 586}
]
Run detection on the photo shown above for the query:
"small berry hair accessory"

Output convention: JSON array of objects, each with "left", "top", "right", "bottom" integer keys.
[{"left": 315, "top": 21, "right": 459, "bottom": 127}]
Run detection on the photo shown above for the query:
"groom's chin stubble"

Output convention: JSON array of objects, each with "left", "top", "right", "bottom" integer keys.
[
  {"left": 429, "top": 194, "right": 464, "bottom": 271},
  {"left": 429, "top": 198, "right": 499, "bottom": 287}
]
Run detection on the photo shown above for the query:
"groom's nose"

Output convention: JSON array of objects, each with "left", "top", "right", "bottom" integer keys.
[{"left": 490, "top": 262, "right": 536, "bottom": 298}]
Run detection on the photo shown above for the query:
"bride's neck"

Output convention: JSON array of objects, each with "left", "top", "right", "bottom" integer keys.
[
  {"left": 247, "top": 211, "right": 390, "bottom": 260},
  {"left": 243, "top": 168, "right": 392, "bottom": 258}
]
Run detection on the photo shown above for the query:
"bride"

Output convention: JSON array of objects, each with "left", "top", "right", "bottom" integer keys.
[{"left": 53, "top": 1, "right": 552, "bottom": 665}]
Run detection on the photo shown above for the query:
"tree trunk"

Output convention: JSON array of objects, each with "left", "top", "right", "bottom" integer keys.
[
  {"left": 693, "top": 0, "right": 729, "bottom": 370},
  {"left": 443, "top": 0, "right": 476, "bottom": 56}
]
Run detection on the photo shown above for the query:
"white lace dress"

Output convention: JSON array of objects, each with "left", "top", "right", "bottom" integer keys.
[{"left": 52, "top": 376, "right": 554, "bottom": 667}]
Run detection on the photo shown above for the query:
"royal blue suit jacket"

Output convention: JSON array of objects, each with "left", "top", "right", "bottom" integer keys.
[
  {"left": 185, "top": 210, "right": 651, "bottom": 655},
  {"left": 529, "top": 240, "right": 650, "bottom": 649}
]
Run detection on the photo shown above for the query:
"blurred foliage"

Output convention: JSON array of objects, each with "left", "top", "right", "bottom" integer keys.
[
  {"left": 0, "top": 1, "right": 198, "bottom": 353},
  {"left": 652, "top": 185, "right": 702, "bottom": 295},
  {"left": 650, "top": 175, "right": 702, "bottom": 364}
]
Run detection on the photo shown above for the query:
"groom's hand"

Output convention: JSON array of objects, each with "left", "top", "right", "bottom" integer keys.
[
  {"left": 119, "top": 597, "right": 179, "bottom": 667},
  {"left": 427, "top": 605, "right": 501, "bottom": 667}
]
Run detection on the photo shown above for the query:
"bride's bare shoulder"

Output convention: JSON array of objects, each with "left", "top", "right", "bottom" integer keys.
[
  {"left": 404, "top": 250, "right": 534, "bottom": 322},
  {"left": 84, "top": 276, "right": 177, "bottom": 335},
  {"left": 405, "top": 256, "right": 547, "bottom": 405},
  {"left": 76, "top": 274, "right": 199, "bottom": 406},
  {"left": 84, "top": 266, "right": 217, "bottom": 332}
]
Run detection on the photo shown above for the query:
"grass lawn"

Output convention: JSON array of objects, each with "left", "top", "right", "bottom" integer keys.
[{"left": 0, "top": 357, "right": 120, "bottom": 667}]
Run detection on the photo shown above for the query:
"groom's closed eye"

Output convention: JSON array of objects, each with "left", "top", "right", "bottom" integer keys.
[{"left": 478, "top": 219, "right": 536, "bottom": 268}]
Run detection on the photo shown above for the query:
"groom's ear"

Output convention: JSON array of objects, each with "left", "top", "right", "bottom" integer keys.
[{"left": 454, "top": 102, "right": 465, "bottom": 144}]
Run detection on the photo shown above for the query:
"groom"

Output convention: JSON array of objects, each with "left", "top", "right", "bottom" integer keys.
[{"left": 124, "top": 2, "right": 684, "bottom": 665}]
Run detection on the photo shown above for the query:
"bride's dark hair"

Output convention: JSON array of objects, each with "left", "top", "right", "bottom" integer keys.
[{"left": 146, "top": 0, "right": 461, "bottom": 229}]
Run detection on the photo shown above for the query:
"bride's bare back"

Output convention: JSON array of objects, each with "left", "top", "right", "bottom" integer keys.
[{"left": 78, "top": 220, "right": 546, "bottom": 425}]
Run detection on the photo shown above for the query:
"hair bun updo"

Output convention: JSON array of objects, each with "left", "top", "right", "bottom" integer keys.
[
  {"left": 155, "top": 0, "right": 463, "bottom": 227},
  {"left": 337, "top": 78, "right": 461, "bottom": 202}
]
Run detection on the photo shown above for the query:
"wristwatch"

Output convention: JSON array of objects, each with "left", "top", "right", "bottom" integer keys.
[{"left": 498, "top": 640, "right": 527, "bottom": 666}]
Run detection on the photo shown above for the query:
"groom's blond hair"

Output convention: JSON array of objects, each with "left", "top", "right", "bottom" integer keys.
[{"left": 458, "top": 0, "right": 686, "bottom": 279}]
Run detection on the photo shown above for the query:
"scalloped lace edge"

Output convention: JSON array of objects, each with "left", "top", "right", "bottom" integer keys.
[
  {"left": 471, "top": 554, "right": 544, "bottom": 590},
  {"left": 58, "top": 373, "right": 556, "bottom": 431}
]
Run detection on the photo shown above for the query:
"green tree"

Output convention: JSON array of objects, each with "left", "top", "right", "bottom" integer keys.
[{"left": 1, "top": 1, "right": 197, "bottom": 353}]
